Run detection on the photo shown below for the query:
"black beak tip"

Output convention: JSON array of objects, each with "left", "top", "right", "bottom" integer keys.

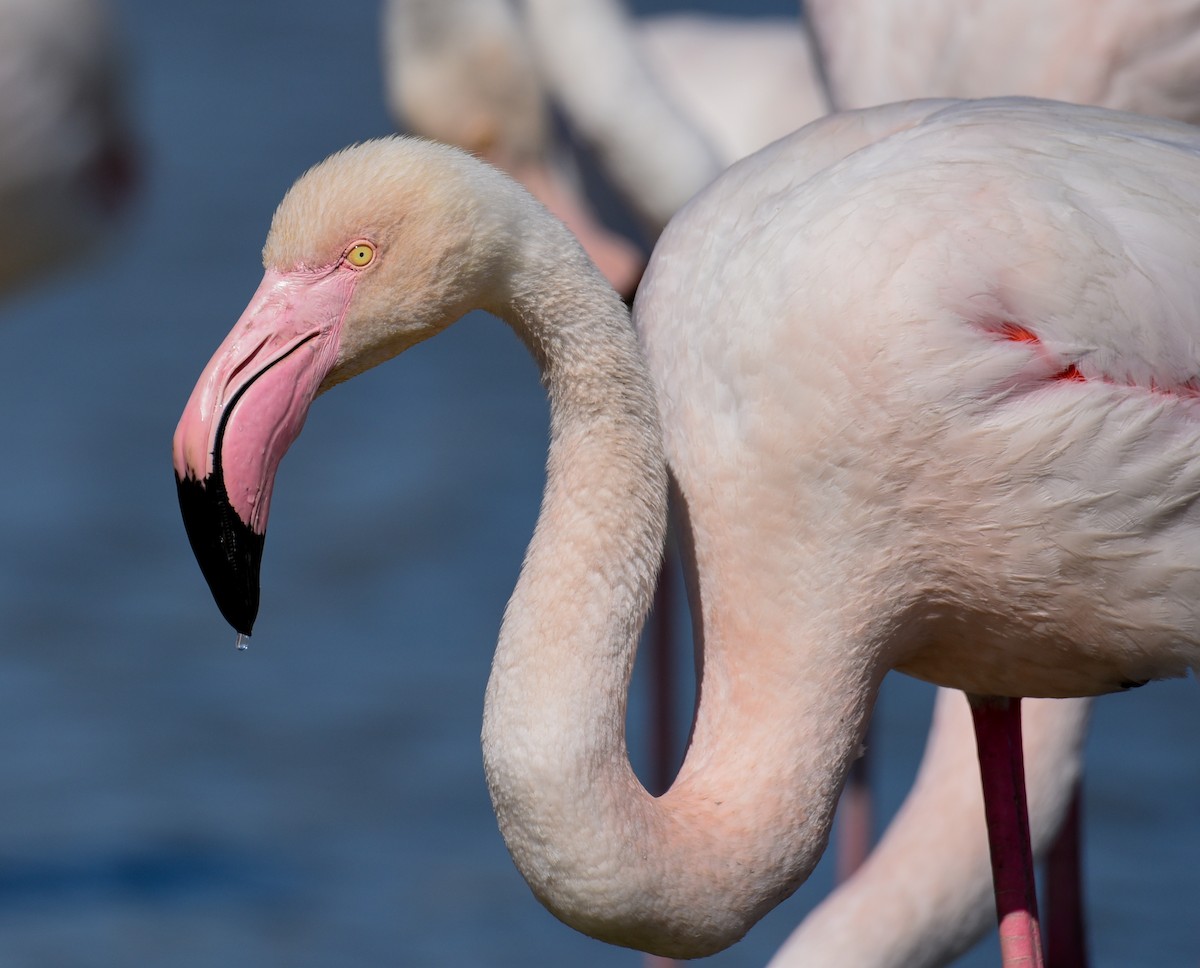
[{"left": 176, "top": 472, "right": 264, "bottom": 636}]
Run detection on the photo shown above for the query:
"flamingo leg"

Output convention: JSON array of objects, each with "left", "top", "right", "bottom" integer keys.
[
  {"left": 835, "top": 737, "right": 873, "bottom": 882},
  {"left": 646, "top": 536, "right": 679, "bottom": 798},
  {"left": 968, "top": 694, "right": 1045, "bottom": 968},
  {"left": 644, "top": 538, "right": 680, "bottom": 968},
  {"left": 1045, "top": 779, "right": 1089, "bottom": 967}
]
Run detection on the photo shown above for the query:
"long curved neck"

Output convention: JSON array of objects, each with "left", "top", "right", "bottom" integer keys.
[{"left": 479, "top": 204, "right": 876, "bottom": 958}]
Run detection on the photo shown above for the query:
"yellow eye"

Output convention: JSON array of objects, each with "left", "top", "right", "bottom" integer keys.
[{"left": 346, "top": 242, "right": 375, "bottom": 268}]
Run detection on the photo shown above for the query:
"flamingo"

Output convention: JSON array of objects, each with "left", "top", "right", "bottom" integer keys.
[
  {"left": 0, "top": 0, "right": 137, "bottom": 295},
  {"left": 172, "top": 97, "right": 1200, "bottom": 962},
  {"left": 806, "top": 0, "right": 1200, "bottom": 122}
]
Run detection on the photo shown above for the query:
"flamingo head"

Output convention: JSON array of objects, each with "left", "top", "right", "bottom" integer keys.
[{"left": 172, "top": 137, "right": 519, "bottom": 635}]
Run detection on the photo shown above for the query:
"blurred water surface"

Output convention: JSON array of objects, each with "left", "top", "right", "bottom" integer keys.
[{"left": 0, "top": 1, "right": 1195, "bottom": 965}]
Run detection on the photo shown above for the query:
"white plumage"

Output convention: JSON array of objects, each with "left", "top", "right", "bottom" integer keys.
[{"left": 639, "top": 98, "right": 1200, "bottom": 704}]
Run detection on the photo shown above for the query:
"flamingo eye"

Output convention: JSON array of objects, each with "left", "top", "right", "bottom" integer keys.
[{"left": 346, "top": 242, "right": 375, "bottom": 268}]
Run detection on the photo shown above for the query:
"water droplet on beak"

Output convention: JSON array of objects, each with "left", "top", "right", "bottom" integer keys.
[{"left": 235, "top": 632, "right": 250, "bottom": 652}]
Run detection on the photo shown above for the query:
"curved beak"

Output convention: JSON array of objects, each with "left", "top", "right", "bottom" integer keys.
[{"left": 172, "top": 266, "right": 358, "bottom": 635}]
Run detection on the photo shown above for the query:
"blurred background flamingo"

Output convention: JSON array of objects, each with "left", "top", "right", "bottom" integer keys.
[{"left": 0, "top": 0, "right": 137, "bottom": 295}]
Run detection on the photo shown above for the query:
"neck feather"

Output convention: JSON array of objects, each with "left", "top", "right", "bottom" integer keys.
[{"left": 477, "top": 198, "right": 872, "bottom": 958}]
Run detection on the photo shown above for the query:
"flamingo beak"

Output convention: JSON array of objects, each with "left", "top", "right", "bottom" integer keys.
[{"left": 173, "top": 266, "right": 359, "bottom": 635}]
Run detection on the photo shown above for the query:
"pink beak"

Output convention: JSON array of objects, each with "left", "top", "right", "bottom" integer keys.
[{"left": 173, "top": 265, "right": 359, "bottom": 634}]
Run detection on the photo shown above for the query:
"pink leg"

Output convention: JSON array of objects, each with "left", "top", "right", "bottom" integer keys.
[
  {"left": 968, "top": 694, "right": 1045, "bottom": 968},
  {"left": 646, "top": 541, "right": 678, "bottom": 797},
  {"left": 1045, "top": 779, "right": 1089, "bottom": 967},
  {"left": 645, "top": 542, "right": 679, "bottom": 968},
  {"left": 835, "top": 736, "right": 873, "bottom": 882}
]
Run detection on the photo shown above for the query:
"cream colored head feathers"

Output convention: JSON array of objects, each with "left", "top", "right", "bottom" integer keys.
[{"left": 263, "top": 136, "right": 538, "bottom": 386}]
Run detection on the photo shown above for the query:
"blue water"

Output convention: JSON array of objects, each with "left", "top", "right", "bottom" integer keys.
[{"left": 0, "top": 1, "right": 1195, "bottom": 965}]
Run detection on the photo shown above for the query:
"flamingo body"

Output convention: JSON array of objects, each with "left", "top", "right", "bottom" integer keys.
[{"left": 639, "top": 97, "right": 1200, "bottom": 704}]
